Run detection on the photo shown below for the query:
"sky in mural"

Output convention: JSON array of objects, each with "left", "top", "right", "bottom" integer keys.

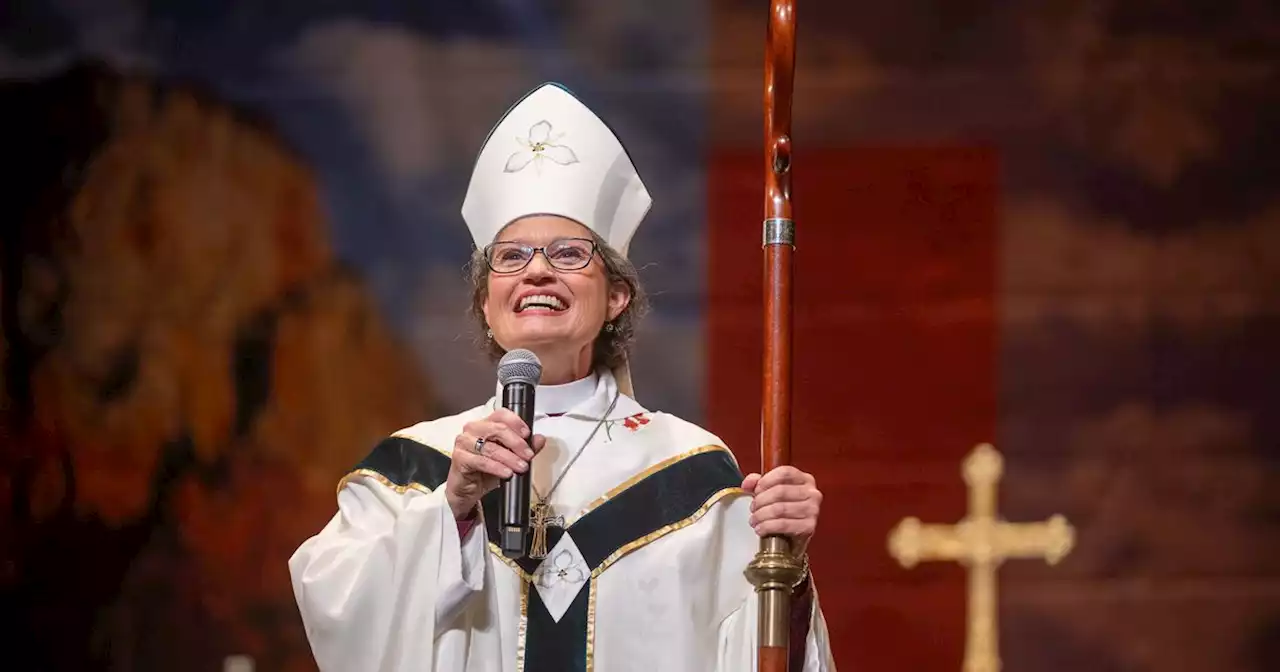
[{"left": 0, "top": 0, "right": 713, "bottom": 419}]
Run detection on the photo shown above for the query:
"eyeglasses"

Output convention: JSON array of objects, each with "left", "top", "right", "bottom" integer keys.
[{"left": 484, "top": 237, "right": 598, "bottom": 274}]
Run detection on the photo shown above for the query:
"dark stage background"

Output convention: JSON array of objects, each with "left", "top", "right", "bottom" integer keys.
[{"left": 2, "top": 1, "right": 1278, "bottom": 670}]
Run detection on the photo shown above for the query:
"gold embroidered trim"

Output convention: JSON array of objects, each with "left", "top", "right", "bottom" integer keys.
[
  {"left": 590, "top": 486, "right": 746, "bottom": 578},
  {"left": 336, "top": 433, "right": 748, "bottom": 670},
  {"left": 346, "top": 438, "right": 744, "bottom": 583},
  {"left": 483, "top": 444, "right": 743, "bottom": 579},
  {"left": 574, "top": 444, "right": 734, "bottom": 520},
  {"left": 580, "top": 486, "right": 745, "bottom": 670},
  {"left": 488, "top": 542, "right": 535, "bottom": 582},
  {"left": 484, "top": 445, "right": 746, "bottom": 669},
  {"left": 516, "top": 581, "right": 529, "bottom": 672},
  {"left": 334, "top": 432, "right": 445, "bottom": 497},
  {"left": 586, "top": 576, "right": 600, "bottom": 672},
  {"left": 335, "top": 468, "right": 432, "bottom": 497}
]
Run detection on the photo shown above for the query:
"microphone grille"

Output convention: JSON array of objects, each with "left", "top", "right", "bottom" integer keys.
[{"left": 497, "top": 349, "right": 543, "bottom": 386}]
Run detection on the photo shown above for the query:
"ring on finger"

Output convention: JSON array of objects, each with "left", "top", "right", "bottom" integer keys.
[{"left": 473, "top": 437, "right": 487, "bottom": 454}]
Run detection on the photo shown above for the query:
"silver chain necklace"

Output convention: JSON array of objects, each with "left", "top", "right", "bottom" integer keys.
[
  {"left": 533, "top": 388, "right": 620, "bottom": 503},
  {"left": 494, "top": 387, "right": 621, "bottom": 559}
]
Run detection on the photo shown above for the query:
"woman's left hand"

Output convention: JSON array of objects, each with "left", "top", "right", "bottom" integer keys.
[{"left": 742, "top": 466, "right": 822, "bottom": 555}]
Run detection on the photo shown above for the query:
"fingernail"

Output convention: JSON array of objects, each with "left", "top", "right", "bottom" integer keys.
[
  {"left": 502, "top": 468, "right": 513, "bottom": 478},
  {"left": 517, "top": 460, "right": 528, "bottom": 470}
]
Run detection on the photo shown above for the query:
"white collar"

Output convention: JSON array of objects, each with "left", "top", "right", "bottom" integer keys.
[
  {"left": 537, "top": 369, "right": 600, "bottom": 416},
  {"left": 490, "top": 367, "right": 646, "bottom": 421}
]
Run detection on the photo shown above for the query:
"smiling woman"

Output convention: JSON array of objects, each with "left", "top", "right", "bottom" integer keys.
[
  {"left": 479, "top": 221, "right": 627, "bottom": 383},
  {"left": 287, "top": 83, "right": 836, "bottom": 672},
  {"left": 467, "top": 219, "right": 648, "bottom": 385}
]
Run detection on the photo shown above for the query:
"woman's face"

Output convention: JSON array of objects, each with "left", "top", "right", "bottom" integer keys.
[{"left": 482, "top": 216, "right": 629, "bottom": 368}]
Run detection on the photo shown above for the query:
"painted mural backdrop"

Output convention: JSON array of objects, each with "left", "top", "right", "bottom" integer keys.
[{"left": 2, "top": 1, "right": 1277, "bottom": 671}]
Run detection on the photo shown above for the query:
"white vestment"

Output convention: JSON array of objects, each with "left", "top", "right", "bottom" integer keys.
[{"left": 289, "top": 369, "right": 836, "bottom": 671}]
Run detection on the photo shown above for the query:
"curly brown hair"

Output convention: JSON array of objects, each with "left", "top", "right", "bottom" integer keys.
[{"left": 466, "top": 229, "right": 649, "bottom": 370}]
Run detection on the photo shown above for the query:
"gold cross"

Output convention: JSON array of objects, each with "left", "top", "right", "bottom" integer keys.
[
  {"left": 887, "top": 443, "right": 1075, "bottom": 672},
  {"left": 529, "top": 501, "right": 565, "bottom": 560}
]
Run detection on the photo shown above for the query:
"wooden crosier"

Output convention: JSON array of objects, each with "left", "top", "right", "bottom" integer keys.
[{"left": 742, "top": 1, "right": 804, "bottom": 670}]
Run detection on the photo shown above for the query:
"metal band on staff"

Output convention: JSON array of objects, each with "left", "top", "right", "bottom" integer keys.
[{"left": 763, "top": 218, "right": 796, "bottom": 247}]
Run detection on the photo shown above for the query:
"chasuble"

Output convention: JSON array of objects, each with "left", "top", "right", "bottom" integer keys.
[{"left": 289, "top": 369, "right": 836, "bottom": 671}]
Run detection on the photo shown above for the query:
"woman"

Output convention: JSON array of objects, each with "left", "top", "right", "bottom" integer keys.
[{"left": 289, "top": 83, "right": 836, "bottom": 671}]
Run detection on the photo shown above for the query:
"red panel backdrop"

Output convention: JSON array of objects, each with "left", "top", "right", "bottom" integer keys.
[{"left": 706, "top": 147, "right": 998, "bottom": 670}]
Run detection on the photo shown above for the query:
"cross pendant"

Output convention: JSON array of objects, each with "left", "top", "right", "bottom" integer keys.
[{"left": 529, "top": 502, "right": 565, "bottom": 560}]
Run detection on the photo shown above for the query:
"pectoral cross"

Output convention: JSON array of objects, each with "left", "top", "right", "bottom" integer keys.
[
  {"left": 529, "top": 500, "right": 565, "bottom": 560},
  {"left": 887, "top": 443, "right": 1075, "bottom": 672}
]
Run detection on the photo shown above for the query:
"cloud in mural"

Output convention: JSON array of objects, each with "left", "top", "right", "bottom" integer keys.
[
  {"left": 1000, "top": 402, "right": 1273, "bottom": 671},
  {"left": 0, "top": 0, "right": 154, "bottom": 78},
  {"left": 1003, "top": 401, "right": 1268, "bottom": 556},
  {"left": 708, "top": 4, "right": 885, "bottom": 142},
  {"left": 276, "top": 19, "right": 532, "bottom": 196},
  {"left": 1019, "top": 3, "right": 1269, "bottom": 187},
  {"left": 1056, "top": 402, "right": 1273, "bottom": 570},
  {"left": 1001, "top": 197, "right": 1280, "bottom": 329},
  {"left": 54, "top": 0, "right": 151, "bottom": 63},
  {"left": 560, "top": 0, "right": 704, "bottom": 72}
]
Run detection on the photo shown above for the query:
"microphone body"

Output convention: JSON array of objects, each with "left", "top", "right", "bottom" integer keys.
[
  {"left": 499, "top": 380, "right": 534, "bottom": 557},
  {"left": 496, "top": 349, "right": 543, "bottom": 559}
]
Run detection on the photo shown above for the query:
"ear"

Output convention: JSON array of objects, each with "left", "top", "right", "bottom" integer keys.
[
  {"left": 481, "top": 297, "right": 492, "bottom": 327},
  {"left": 606, "top": 280, "right": 630, "bottom": 322}
]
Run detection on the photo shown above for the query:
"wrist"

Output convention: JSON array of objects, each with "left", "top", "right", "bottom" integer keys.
[{"left": 447, "top": 493, "right": 479, "bottom": 521}]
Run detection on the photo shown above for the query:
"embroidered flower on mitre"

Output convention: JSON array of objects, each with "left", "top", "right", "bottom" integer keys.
[
  {"left": 535, "top": 548, "right": 588, "bottom": 588},
  {"left": 621, "top": 412, "right": 650, "bottom": 432},
  {"left": 504, "top": 120, "right": 580, "bottom": 174}
]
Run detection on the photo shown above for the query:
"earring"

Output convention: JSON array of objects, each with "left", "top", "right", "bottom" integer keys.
[
  {"left": 604, "top": 322, "right": 615, "bottom": 333},
  {"left": 486, "top": 328, "right": 493, "bottom": 339}
]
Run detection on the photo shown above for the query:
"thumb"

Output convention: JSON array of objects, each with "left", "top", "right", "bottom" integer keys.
[{"left": 741, "top": 473, "right": 762, "bottom": 493}]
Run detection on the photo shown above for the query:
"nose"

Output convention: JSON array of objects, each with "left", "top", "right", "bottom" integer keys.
[{"left": 522, "top": 251, "right": 555, "bottom": 282}]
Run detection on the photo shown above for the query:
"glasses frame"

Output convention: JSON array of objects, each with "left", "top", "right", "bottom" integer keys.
[{"left": 482, "top": 236, "right": 599, "bottom": 275}]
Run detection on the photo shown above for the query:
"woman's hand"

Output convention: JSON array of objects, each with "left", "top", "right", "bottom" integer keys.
[
  {"left": 446, "top": 408, "right": 546, "bottom": 520},
  {"left": 742, "top": 466, "right": 822, "bottom": 555}
]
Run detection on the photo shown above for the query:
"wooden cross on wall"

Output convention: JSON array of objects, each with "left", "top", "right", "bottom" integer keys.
[{"left": 888, "top": 443, "right": 1075, "bottom": 672}]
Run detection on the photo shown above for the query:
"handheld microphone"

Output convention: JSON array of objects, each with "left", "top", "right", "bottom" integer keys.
[{"left": 496, "top": 349, "right": 542, "bottom": 558}]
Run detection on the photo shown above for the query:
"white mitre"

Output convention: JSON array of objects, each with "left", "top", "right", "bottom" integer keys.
[{"left": 461, "top": 82, "right": 651, "bottom": 397}]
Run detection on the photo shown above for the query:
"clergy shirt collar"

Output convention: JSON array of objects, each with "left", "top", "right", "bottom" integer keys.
[
  {"left": 536, "top": 369, "right": 599, "bottom": 416},
  {"left": 490, "top": 367, "right": 645, "bottom": 421}
]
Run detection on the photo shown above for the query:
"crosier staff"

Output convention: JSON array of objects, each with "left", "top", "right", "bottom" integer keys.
[{"left": 743, "top": 0, "right": 803, "bottom": 671}]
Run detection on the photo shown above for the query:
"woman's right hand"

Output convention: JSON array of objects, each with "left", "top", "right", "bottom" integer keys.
[{"left": 446, "top": 408, "right": 546, "bottom": 520}]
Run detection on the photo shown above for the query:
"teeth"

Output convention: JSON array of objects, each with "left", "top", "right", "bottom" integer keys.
[{"left": 519, "top": 294, "right": 566, "bottom": 311}]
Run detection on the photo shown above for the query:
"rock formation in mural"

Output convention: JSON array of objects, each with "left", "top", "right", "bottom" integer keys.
[{"left": 0, "top": 61, "right": 435, "bottom": 671}]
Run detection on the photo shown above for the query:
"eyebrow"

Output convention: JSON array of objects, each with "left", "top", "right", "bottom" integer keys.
[{"left": 494, "top": 237, "right": 589, "bottom": 245}]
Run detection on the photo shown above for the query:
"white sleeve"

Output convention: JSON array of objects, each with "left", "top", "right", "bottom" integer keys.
[
  {"left": 709, "top": 497, "right": 838, "bottom": 671},
  {"left": 287, "top": 476, "right": 488, "bottom": 672},
  {"left": 715, "top": 581, "right": 837, "bottom": 671}
]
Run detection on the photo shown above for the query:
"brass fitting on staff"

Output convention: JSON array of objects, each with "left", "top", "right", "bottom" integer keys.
[{"left": 744, "top": 535, "right": 807, "bottom": 647}]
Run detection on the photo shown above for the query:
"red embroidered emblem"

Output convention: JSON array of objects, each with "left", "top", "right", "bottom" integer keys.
[{"left": 621, "top": 413, "right": 650, "bottom": 432}]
